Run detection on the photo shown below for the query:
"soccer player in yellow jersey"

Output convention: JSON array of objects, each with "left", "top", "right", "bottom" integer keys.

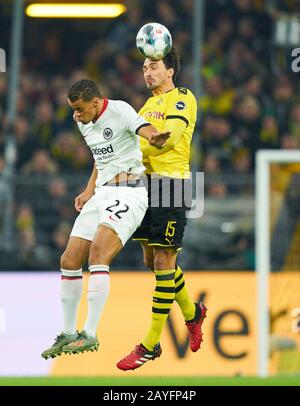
[{"left": 117, "top": 48, "right": 207, "bottom": 371}]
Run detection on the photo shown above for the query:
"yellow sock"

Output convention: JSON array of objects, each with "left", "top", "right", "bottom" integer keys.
[
  {"left": 142, "top": 269, "right": 175, "bottom": 351},
  {"left": 174, "top": 266, "right": 195, "bottom": 321}
]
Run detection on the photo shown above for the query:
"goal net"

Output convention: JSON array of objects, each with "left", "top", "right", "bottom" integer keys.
[{"left": 256, "top": 150, "right": 300, "bottom": 376}]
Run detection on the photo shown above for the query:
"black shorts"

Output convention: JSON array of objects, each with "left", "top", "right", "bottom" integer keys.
[{"left": 132, "top": 175, "right": 192, "bottom": 249}]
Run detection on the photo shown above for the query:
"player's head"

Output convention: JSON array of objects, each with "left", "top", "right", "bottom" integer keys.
[
  {"left": 143, "top": 47, "right": 180, "bottom": 91},
  {"left": 68, "top": 79, "right": 103, "bottom": 124}
]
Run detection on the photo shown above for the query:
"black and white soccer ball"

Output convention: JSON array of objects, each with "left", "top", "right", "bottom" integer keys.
[{"left": 136, "top": 22, "right": 172, "bottom": 60}]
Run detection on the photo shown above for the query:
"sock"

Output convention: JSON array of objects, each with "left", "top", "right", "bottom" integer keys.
[
  {"left": 60, "top": 268, "right": 83, "bottom": 335},
  {"left": 83, "top": 265, "right": 110, "bottom": 337},
  {"left": 142, "top": 269, "right": 175, "bottom": 351},
  {"left": 174, "top": 265, "right": 195, "bottom": 321}
]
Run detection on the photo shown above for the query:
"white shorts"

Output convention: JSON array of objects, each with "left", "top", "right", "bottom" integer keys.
[{"left": 70, "top": 184, "right": 148, "bottom": 246}]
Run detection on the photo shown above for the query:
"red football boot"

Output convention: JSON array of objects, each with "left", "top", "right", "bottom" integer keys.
[
  {"left": 117, "top": 343, "right": 162, "bottom": 371},
  {"left": 186, "top": 302, "right": 207, "bottom": 352}
]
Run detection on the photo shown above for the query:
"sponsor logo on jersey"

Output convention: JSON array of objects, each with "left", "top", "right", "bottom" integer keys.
[
  {"left": 91, "top": 144, "right": 114, "bottom": 156},
  {"left": 144, "top": 111, "right": 165, "bottom": 120},
  {"left": 103, "top": 128, "right": 113, "bottom": 140},
  {"left": 178, "top": 87, "right": 187, "bottom": 95},
  {"left": 175, "top": 101, "right": 186, "bottom": 110}
]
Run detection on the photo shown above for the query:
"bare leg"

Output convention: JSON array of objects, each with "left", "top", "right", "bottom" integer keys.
[
  {"left": 88, "top": 225, "right": 123, "bottom": 265},
  {"left": 140, "top": 240, "right": 154, "bottom": 270},
  {"left": 60, "top": 236, "right": 91, "bottom": 269}
]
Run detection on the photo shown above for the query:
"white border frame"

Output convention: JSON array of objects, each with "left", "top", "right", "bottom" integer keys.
[{"left": 256, "top": 150, "right": 300, "bottom": 376}]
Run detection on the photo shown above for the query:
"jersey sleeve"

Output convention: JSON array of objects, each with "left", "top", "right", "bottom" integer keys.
[
  {"left": 121, "top": 101, "right": 150, "bottom": 135},
  {"left": 165, "top": 88, "right": 197, "bottom": 128}
]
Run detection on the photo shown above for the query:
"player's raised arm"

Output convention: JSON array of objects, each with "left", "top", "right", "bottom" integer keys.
[
  {"left": 74, "top": 162, "right": 97, "bottom": 212},
  {"left": 138, "top": 118, "right": 186, "bottom": 157}
]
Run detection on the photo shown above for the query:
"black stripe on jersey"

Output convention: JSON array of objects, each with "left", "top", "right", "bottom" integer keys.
[
  {"left": 166, "top": 115, "right": 189, "bottom": 127},
  {"left": 135, "top": 122, "right": 151, "bottom": 135}
]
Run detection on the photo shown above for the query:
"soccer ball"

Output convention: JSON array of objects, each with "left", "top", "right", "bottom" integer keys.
[{"left": 136, "top": 22, "right": 172, "bottom": 60}]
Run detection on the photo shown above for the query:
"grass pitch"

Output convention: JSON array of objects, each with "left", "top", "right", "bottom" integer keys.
[{"left": 0, "top": 376, "right": 299, "bottom": 386}]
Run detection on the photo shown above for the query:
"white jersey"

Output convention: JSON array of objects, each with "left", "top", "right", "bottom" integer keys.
[{"left": 77, "top": 99, "right": 149, "bottom": 187}]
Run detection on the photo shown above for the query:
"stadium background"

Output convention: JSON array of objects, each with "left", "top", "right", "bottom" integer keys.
[{"left": 0, "top": 0, "right": 299, "bottom": 384}]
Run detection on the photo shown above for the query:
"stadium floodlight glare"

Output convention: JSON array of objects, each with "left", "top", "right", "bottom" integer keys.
[{"left": 26, "top": 3, "right": 127, "bottom": 18}]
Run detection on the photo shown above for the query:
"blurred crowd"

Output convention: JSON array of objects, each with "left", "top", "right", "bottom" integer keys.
[{"left": 0, "top": 0, "right": 299, "bottom": 270}]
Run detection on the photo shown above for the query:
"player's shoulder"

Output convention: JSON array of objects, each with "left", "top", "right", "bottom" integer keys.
[
  {"left": 169, "top": 87, "right": 196, "bottom": 102},
  {"left": 108, "top": 99, "right": 135, "bottom": 113},
  {"left": 177, "top": 87, "right": 196, "bottom": 101},
  {"left": 177, "top": 87, "right": 189, "bottom": 95},
  {"left": 108, "top": 99, "right": 128, "bottom": 110},
  {"left": 166, "top": 88, "right": 197, "bottom": 113}
]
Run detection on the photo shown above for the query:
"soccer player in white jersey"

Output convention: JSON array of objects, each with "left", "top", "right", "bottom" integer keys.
[{"left": 41, "top": 79, "right": 170, "bottom": 359}]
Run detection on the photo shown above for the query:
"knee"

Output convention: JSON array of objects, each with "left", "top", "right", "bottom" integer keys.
[
  {"left": 88, "top": 244, "right": 110, "bottom": 266},
  {"left": 153, "top": 249, "right": 175, "bottom": 270},
  {"left": 60, "top": 251, "right": 81, "bottom": 270},
  {"left": 153, "top": 257, "right": 167, "bottom": 270}
]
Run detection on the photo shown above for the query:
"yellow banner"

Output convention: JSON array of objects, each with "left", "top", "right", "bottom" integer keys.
[
  {"left": 269, "top": 273, "right": 300, "bottom": 374},
  {"left": 51, "top": 272, "right": 257, "bottom": 376}
]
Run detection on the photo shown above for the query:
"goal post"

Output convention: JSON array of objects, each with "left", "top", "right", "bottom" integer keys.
[{"left": 256, "top": 150, "right": 300, "bottom": 377}]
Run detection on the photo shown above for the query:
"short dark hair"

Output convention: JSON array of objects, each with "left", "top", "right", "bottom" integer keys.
[
  {"left": 68, "top": 79, "right": 102, "bottom": 102},
  {"left": 163, "top": 47, "right": 180, "bottom": 82}
]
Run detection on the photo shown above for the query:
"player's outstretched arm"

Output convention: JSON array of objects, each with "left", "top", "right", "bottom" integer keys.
[
  {"left": 74, "top": 163, "right": 97, "bottom": 212},
  {"left": 139, "top": 119, "right": 186, "bottom": 157},
  {"left": 138, "top": 124, "right": 171, "bottom": 148}
]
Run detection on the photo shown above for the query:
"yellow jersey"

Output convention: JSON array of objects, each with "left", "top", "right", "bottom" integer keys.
[{"left": 139, "top": 87, "right": 197, "bottom": 179}]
